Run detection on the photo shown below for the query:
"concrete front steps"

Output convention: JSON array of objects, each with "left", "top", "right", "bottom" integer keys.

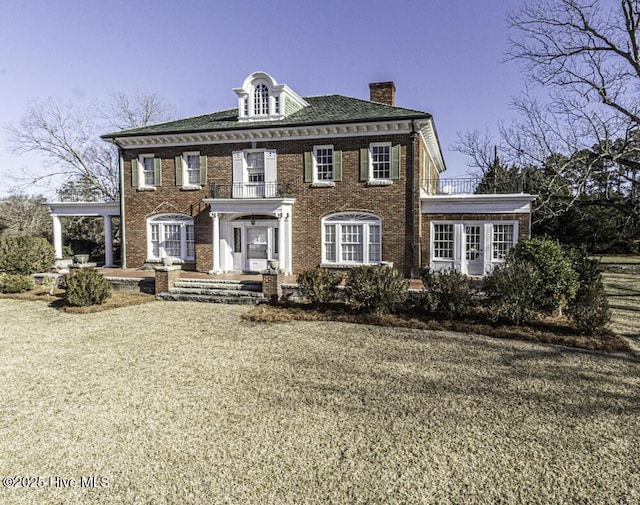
[{"left": 156, "top": 278, "right": 265, "bottom": 304}]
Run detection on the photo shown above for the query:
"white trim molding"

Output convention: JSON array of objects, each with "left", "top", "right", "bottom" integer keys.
[{"left": 421, "top": 193, "right": 537, "bottom": 214}]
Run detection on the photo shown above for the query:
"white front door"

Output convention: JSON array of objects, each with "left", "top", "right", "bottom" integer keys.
[
  {"left": 246, "top": 227, "right": 269, "bottom": 272},
  {"left": 465, "top": 225, "right": 484, "bottom": 275}
]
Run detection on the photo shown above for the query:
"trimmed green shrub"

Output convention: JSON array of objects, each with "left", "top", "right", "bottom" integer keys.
[
  {"left": 484, "top": 261, "right": 541, "bottom": 325},
  {"left": 567, "top": 256, "right": 611, "bottom": 335},
  {"left": 512, "top": 237, "right": 579, "bottom": 314},
  {"left": 65, "top": 268, "right": 111, "bottom": 307},
  {"left": 297, "top": 267, "right": 342, "bottom": 310},
  {"left": 345, "top": 265, "right": 408, "bottom": 315},
  {"left": 421, "top": 269, "right": 471, "bottom": 319},
  {"left": 0, "top": 236, "right": 56, "bottom": 275},
  {"left": 0, "top": 273, "right": 34, "bottom": 293}
]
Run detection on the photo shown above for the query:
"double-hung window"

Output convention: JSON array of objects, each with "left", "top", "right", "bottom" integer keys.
[
  {"left": 371, "top": 142, "right": 391, "bottom": 180},
  {"left": 148, "top": 214, "right": 195, "bottom": 261},
  {"left": 186, "top": 153, "right": 201, "bottom": 186},
  {"left": 314, "top": 145, "right": 334, "bottom": 182},
  {"left": 322, "top": 213, "right": 382, "bottom": 265},
  {"left": 136, "top": 154, "right": 157, "bottom": 188},
  {"left": 360, "top": 142, "right": 399, "bottom": 184},
  {"left": 175, "top": 152, "right": 206, "bottom": 188}
]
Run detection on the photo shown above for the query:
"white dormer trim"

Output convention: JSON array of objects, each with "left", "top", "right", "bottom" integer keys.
[{"left": 233, "top": 71, "right": 308, "bottom": 122}]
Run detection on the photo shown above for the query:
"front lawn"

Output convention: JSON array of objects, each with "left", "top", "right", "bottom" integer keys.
[{"left": 0, "top": 300, "right": 638, "bottom": 504}]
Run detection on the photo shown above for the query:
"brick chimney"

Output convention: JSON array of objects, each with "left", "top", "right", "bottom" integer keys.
[{"left": 369, "top": 81, "right": 396, "bottom": 106}]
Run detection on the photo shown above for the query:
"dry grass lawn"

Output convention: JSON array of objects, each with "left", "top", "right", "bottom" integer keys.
[{"left": 0, "top": 299, "right": 638, "bottom": 504}]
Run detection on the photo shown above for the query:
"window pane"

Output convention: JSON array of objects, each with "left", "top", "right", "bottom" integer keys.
[
  {"left": 325, "top": 224, "right": 336, "bottom": 262},
  {"left": 254, "top": 84, "right": 269, "bottom": 115},
  {"left": 186, "top": 225, "right": 195, "bottom": 257},
  {"left": 164, "top": 224, "right": 182, "bottom": 257},
  {"left": 233, "top": 228, "right": 242, "bottom": 253},
  {"left": 372, "top": 145, "right": 391, "bottom": 179},
  {"left": 341, "top": 224, "right": 363, "bottom": 262},
  {"left": 186, "top": 155, "right": 200, "bottom": 185},
  {"left": 493, "top": 224, "right": 514, "bottom": 260},
  {"left": 142, "top": 157, "right": 155, "bottom": 186},
  {"left": 433, "top": 224, "right": 454, "bottom": 259},
  {"left": 315, "top": 147, "right": 334, "bottom": 181},
  {"left": 151, "top": 224, "right": 159, "bottom": 258},
  {"left": 369, "top": 225, "right": 381, "bottom": 263}
]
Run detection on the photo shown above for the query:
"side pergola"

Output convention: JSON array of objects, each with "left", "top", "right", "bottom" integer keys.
[{"left": 47, "top": 199, "right": 120, "bottom": 268}]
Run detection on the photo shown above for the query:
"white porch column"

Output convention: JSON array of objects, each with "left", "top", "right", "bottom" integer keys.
[
  {"left": 103, "top": 215, "right": 114, "bottom": 267},
  {"left": 286, "top": 212, "right": 293, "bottom": 275},
  {"left": 52, "top": 214, "right": 63, "bottom": 259},
  {"left": 277, "top": 212, "right": 286, "bottom": 272},
  {"left": 210, "top": 212, "right": 222, "bottom": 274}
]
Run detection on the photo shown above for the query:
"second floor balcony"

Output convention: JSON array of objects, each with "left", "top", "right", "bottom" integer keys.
[
  {"left": 209, "top": 182, "right": 293, "bottom": 199},
  {"left": 423, "top": 177, "right": 533, "bottom": 196},
  {"left": 55, "top": 188, "right": 118, "bottom": 203}
]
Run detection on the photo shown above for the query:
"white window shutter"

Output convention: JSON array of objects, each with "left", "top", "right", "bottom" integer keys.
[
  {"left": 264, "top": 150, "right": 277, "bottom": 183},
  {"left": 232, "top": 151, "right": 244, "bottom": 198}
]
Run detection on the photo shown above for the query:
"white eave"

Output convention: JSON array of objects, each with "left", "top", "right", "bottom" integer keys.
[
  {"left": 47, "top": 201, "right": 120, "bottom": 217},
  {"left": 108, "top": 120, "right": 418, "bottom": 149},
  {"left": 421, "top": 193, "right": 537, "bottom": 214},
  {"left": 414, "top": 118, "right": 446, "bottom": 175}
]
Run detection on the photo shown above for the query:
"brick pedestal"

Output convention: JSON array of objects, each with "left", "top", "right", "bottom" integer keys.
[
  {"left": 262, "top": 270, "right": 282, "bottom": 303},
  {"left": 154, "top": 266, "right": 181, "bottom": 294}
]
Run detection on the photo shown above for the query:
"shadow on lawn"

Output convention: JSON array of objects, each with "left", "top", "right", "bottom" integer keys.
[{"left": 278, "top": 332, "right": 640, "bottom": 420}]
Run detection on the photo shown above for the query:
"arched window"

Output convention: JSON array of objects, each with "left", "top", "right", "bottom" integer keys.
[
  {"left": 147, "top": 214, "right": 195, "bottom": 261},
  {"left": 322, "top": 213, "right": 382, "bottom": 265},
  {"left": 254, "top": 84, "right": 269, "bottom": 115}
]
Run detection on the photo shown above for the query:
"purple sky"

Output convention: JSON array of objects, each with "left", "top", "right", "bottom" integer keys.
[{"left": 0, "top": 0, "right": 526, "bottom": 199}]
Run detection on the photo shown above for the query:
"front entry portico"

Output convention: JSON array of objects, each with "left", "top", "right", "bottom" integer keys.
[{"left": 204, "top": 197, "right": 294, "bottom": 275}]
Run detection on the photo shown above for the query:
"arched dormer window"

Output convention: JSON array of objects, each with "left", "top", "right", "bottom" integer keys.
[
  {"left": 234, "top": 72, "right": 308, "bottom": 122},
  {"left": 254, "top": 84, "right": 269, "bottom": 115}
]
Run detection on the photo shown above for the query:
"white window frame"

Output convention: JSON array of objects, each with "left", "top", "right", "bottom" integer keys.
[
  {"left": 147, "top": 214, "right": 195, "bottom": 262},
  {"left": 491, "top": 223, "right": 516, "bottom": 261},
  {"left": 369, "top": 142, "right": 392, "bottom": 181},
  {"left": 183, "top": 151, "right": 201, "bottom": 188},
  {"left": 432, "top": 223, "right": 455, "bottom": 260},
  {"left": 321, "top": 213, "right": 382, "bottom": 266},
  {"left": 139, "top": 153, "right": 156, "bottom": 188},
  {"left": 313, "top": 145, "right": 334, "bottom": 183}
]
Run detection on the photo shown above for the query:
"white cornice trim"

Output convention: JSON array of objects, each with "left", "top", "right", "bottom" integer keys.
[
  {"left": 416, "top": 119, "right": 446, "bottom": 175},
  {"left": 113, "top": 120, "right": 417, "bottom": 149},
  {"left": 421, "top": 193, "right": 537, "bottom": 214}
]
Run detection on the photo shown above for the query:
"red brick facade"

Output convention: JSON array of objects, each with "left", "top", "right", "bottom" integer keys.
[
  {"left": 122, "top": 133, "right": 433, "bottom": 276},
  {"left": 115, "top": 75, "right": 532, "bottom": 278}
]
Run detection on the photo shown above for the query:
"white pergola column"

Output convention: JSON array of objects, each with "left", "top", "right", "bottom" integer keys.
[
  {"left": 210, "top": 212, "right": 222, "bottom": 274},
  {"left": 52, "top": 214, "right": 63, "bottom": 259},
  {"left": 277, "top": 212, "right": 286, "bottom": 272},
  {"left": 103, "top": 215, "right": 114, "bottom": 267}
]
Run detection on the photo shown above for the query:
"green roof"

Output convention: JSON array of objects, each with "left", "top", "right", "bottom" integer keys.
[{"left": 101, "top": 95, "right": 432, "bottom": 139}]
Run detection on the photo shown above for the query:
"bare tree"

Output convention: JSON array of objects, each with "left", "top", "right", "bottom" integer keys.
[
  {"left": 5, "top": 90, "right": 174, "bottom": 199},
  {"left": 0, "top": 194, "right": 52, "bottom": 238},
  {"left": 455, "top": 0, "right": 640, "bottom": 229}
]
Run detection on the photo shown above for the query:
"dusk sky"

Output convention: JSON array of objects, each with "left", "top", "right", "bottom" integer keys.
[{"left": 0, "top": 0, "right": 527, "bottom": 199}]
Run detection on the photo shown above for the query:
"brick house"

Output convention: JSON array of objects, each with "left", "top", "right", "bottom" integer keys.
[{"left": 97, "top": 71, "right": 534, "bottom": 277}]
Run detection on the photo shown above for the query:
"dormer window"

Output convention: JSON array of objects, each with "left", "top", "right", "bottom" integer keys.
[{"left": 234, "top": 71, "right": 309, "bottom": 122}]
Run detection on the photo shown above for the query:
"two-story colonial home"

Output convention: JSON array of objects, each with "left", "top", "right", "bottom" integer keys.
[{"left": 95, "top": 71, "right": 534, "bottom": 277}]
